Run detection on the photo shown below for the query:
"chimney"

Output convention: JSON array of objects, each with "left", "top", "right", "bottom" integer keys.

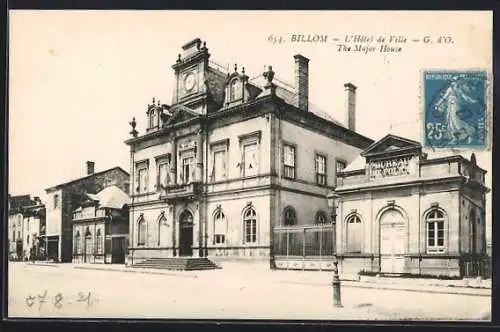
[
  {"left": 86, "top": 161, "right": 95, "bottom": 175},
  {"left": 344, "top": 83, "right": 357, "bottom": 131},
  {"left": 294, "top": 54, "right": 309, "bottom": 111}
]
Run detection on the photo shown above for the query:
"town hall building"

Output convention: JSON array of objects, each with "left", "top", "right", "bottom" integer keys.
[{"left": 124, "top": 38, "right": 373, "bottom": 266}]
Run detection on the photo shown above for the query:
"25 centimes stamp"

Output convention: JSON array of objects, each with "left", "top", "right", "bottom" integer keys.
[{"left": 423, "top": 70, "right": 489, "bottom": 150}]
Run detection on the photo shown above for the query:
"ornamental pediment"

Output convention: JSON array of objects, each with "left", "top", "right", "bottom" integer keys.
[{"left": 361, "top": 134, "right": 422, "bottom": 158}]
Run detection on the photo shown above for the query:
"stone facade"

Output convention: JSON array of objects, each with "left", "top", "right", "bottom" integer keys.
[
  {"left": 7, "top": 195, "right": 45, "bottom": 260},
  {"left": 125, "top": 38, "right": 373, "bottom": 265},
  {"left": 44, "top": 165, "right": 129, "bottom": 262},
  {"left": 334, "top": 134, "right": 489, "bottom": 278}
]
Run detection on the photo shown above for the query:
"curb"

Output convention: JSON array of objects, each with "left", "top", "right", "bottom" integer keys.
[
  {"left": 73, "top": 266, "right": 198, "bottom": 278},
  {"left": 24, "top": 263, "right": 59, "bottom": 268},
  {"left": 276, "top": 280, "right": 491, "bottom": 297}
]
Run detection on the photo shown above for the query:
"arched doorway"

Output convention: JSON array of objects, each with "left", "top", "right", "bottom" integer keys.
[
  {"left": 179, "top": 210, "right": 194, "bottom": 257},
  {"left": 379, "top": 208, "right": 406, "bottom": 274}
]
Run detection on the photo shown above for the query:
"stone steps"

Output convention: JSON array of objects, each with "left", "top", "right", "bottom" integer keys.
[{"left": 130, "top": 257, "right": 220, "bottom": 271}]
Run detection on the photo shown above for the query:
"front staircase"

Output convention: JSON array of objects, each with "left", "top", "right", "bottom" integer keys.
[{"left": 129, "top": 257, "right": 220, "bottom": 271}]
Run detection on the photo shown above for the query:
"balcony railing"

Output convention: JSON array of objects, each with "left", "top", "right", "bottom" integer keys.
[
  {"left": 73, "top": 209, "right": 107, "bottom": 220},
  {"left": 161, "top": 181, "right": 203, "bottom": 200}
]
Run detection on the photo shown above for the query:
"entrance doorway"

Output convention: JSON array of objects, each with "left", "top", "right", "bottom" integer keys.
[
  {"left": 179, "top": 210, "right": 194, "bottom": 257},
  {"left": 111, "top": 237, "right": 126, "bottom": 263},
  {"left": 379, "top": 209, "right": 406, "bottom": 274}
]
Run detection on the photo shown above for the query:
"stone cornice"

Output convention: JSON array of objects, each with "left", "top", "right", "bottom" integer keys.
[{"left": 336, "top": 176, "right": 468, "bottom": 194}]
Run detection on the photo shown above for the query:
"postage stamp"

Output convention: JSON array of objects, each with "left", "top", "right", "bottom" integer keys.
[{"left": 422, "top": 70, "right": 488, "bottom": 149}]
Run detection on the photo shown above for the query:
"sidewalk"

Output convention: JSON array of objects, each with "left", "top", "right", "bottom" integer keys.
[{"left": 52, "top": 261, "right": 491, "bottom": 297}]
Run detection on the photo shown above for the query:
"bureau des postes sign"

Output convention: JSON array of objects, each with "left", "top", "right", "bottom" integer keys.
[{"left": 369, "top": 156, "right": 411, "bottom": 178}]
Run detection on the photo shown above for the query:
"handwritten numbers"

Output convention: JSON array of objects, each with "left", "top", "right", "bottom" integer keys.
[
  {"left": 25, "top": 294, "right": 36, "bottom": 308},
  {"left": 37, "top": 290, "right": 48, "bottom": 311},
  {"left": 53, "top": 292, "right": 63, "bottom": 309},
  {"left": 76, "top": 292, "right": 92, "bottom": 307}
]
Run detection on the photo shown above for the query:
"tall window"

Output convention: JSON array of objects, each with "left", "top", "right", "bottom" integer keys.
[
  {"left": 157, "top": 212, "right": 166, "bottom": 246},
  {"left": 336, "top": 160, "right": 347, "bottom": 175},
  {"left": 137, "top": 167, "right": 148, "bottom": 194},
  {"left": 229, "top": 79, "right": 240, "bottom": 101},
  {"left": 283, "top": 144, "right": 296, "bottom": 179},
  {"left": 346, "top": 214, "right": 362, "bottom": 253},
  {"left": 182, "top": 157, "right": 195, "bottom": 183},
  {"left": 243, "top": 207, "right": 257, "bottom": 243},
  {"left": 213, "top": 209, "right": 227, "bottom": 244},
  {"left": 74, "top": 231, "right": 81, "bottom": 254},
  {"left": 96, "top": 229, "right": 103, "bottom": 254},
  {"left": 138, "top": 216, "right": 146, "bottom": 246},
  {"left": 27, "top": 235, "right": 30, "bottom": 245},
  {"left": 315, "top": 211, "right": 328, "bottom": 224},
  {"left": 283, "top": 206, "right": 297, "bottom": 226},
  {"left": 315, "top": 154, "right": 327, "bottom": 186},
  {"left": 243, "top": 143, "right": 258, "bottom": 177},
  {"left": 213, "top": 150, "right": 227, "bottom": 181},
  {"left": 426, "top": 209, "right": 445, "bottom": 253},
  {"left": 157, "top": 161, "right": 169, "bottom": 189}
]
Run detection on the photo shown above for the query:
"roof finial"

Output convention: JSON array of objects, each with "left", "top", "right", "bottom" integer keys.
[
  {"left": 158, "top": 99, "right": 161, "bottom": 106},
  {"left": 242, "top": 66, "right": 245, "bottom": 75},
  {"left": 152, "top": 97, "right": 155, "bottom": 104},
  {"left": 177, "top": 54, "right": 181, "bottom": 62},
  {"left": 263, "top": 65, "right": 275, "bottom": 84},
  {"left": 129, "top": 117, "right": 138, "bottom": 138},
  {"left": 234, "top": 63, "right": 238, "bottom": 72}
]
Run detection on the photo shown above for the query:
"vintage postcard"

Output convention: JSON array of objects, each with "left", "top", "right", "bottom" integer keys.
[{"left": 7, "top": 10, "right": 492, "bottom": 321}]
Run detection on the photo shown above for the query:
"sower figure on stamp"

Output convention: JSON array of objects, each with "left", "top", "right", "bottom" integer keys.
[{"left": 432, "top": 76, "right": 481, "bottom": 144}]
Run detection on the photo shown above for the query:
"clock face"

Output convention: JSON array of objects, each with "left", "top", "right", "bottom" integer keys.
[{"left": 184, "top": 72, "right": 196, "bottom": 92}]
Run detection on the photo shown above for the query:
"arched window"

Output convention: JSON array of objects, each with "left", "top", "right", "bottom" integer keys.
[
  {"left": 137, "top": 215, "right": 146, "bottom": 246},
  {"left": 469, "top": 209, "right": 476, "bottom": 254},
  {"left": 315, "top": 211, "right": 328, "bottom": 224},
  {"left": 283, "top": 206, "right": 297, "bottom": 226},
  {"left": 74, "top": 231, "right": 81, "bottom": 255},
  {"left": 243, "top": 207, "right": 257, "bottom": 243},
  {"left": 157, "top": 212, "right": 166, "bottom": 246},
  {"left": 346, "top": 214, "right": 362, "bottom": 253},
  {"left": 229, "top": 79, "right": 240, "bottom": 101},
  {"left": 426, "top": 209, "right": 445, "bottom": 253},
  {"left": 96, "top": 229, "right": 103, "bottom": 254},
  {"left": 213, "top": 208, "right": 227, "bottom": 244}
]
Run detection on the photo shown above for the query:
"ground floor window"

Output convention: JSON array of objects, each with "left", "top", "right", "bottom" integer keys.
[
  {"left": 426, "top": 209, "right": 445, "bottom": 253},
  {"left": 244, "top": 207, "right": 257, "bottom": 243}
]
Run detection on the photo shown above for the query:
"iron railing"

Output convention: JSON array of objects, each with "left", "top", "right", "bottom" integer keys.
[
  {"left": 273, "top": 224, "right": 335, "bottom": 257},
  {"left": 463, "top": 260, "right": 491, "bottom": 279}
]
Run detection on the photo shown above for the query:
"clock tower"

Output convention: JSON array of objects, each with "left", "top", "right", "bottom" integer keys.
[{"left": 171, "top": 38, "right": 212, "bottom": 115}]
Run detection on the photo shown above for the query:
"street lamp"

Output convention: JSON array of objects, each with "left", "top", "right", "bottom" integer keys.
[{"left": 327, "top": 191, "right": 343, "bottom": 308}]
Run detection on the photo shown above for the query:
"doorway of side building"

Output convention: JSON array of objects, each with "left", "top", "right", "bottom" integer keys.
[
  {"left": 111, "top": 236, "right": 126, "bottom": 263},
  {"left": 179, "top": 210, "right": 194, "bottom": 257},
  {"left": 379, "top": 208, "right": 406, "bottom": 274}
]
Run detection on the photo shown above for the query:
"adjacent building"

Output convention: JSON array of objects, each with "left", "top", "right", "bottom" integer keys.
[
  {"left": 334, "top": 134, "right": 489, "bottom": 277},
  {"left": 8, "top": 195, "right": 46, "bottom": 260},
  {"left": 72, "top": 185, "right": 130, "bottom": 264},
  {"left": 43, "top": 162, "right": 129, "bottom": 262},
  {"left": 125, "top": 38, "right": 373, "bottom": 264}
]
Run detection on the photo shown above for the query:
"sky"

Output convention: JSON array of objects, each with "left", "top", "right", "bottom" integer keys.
[{"left": 8, "top": 11, "right": 492, "bottom": 237}]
